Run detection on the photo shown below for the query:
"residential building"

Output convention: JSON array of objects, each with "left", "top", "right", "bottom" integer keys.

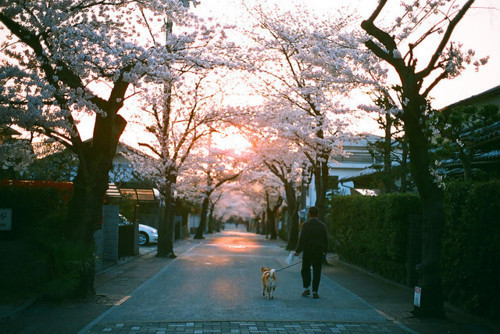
[
  {"left": 437, "top": 85, "right": 500, "bottom": 180},
  {"left": 305, "top": 134, "right": 384, "bottom": 206}
]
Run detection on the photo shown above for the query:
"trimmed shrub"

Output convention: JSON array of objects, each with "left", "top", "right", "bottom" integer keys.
[
  {"left": 278, "top": 227, "right": 288, "bottom": 242},
  {"left": 442, "top": 180, "right": 500, "bottom": 318},
  {"left": 0, "top": 182, "right": 71, "bottom": 239},
  {"left": 0, "top": 182, "right": 94, "bottom": 301},
  {"left": 330, "top": 181, "right": 500, "bottom": 320},
  {"left": 330, "top": 193, "right": 421, "bottom": 284}
]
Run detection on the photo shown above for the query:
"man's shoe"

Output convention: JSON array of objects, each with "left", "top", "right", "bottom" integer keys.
[
  {"left": 312, "top": 292, "right": 319, "bottom": 299},
  {"left": 302, "top": 289, "right": 311, "bottom": 297}
]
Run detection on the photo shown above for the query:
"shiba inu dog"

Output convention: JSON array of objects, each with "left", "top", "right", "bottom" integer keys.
[{"left": 261, "top": 266, "right": 276, "bottom": 299}]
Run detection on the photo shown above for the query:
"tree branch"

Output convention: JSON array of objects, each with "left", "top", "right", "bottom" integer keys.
[
  {"left": 417, "top": 0, "right": 475, "bottom": 80},
  {"left": 366, "top": 0, "right": 387, "bottom": 24}
]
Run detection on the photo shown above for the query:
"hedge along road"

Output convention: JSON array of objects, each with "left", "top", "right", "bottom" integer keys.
[{"left": 81, "top": 225, "right": 409, "bottom": 332}]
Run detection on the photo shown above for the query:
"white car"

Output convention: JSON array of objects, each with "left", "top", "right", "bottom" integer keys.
[
  {"left": 138, "top": 223, "right": 158, "bottom": 246},
  {"left": 119, "top": 214, "right": 158, "bottom": 246}
]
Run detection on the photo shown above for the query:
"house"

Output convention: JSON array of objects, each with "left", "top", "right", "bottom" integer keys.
[
  {"left": 0, "top": 125, "right": 33, "bottom": 180},
  {"left": 304, "top": 134, "right": 385, "bottom": 205},
  {"left": 333, "top": 84, "right": 500, "bottom": 194},
  {"left": 441, "top": 85, "right": 500, "bottom": 111},
  {"left": 437, "top": 85, "right": 500, "bottom": 180}
]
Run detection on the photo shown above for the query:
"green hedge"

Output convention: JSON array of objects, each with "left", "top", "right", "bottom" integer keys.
[
  {"left": 330, "top": 181, "right": 500, "bottom": 319},
  {"left": 0, "top": 183, "right": 70, "bottom": 238},
  {"left": 442, "top": 181, "right": 500, "bottom": 318},
  {"left": 330, "top": 193, "right": 421, "bottom": 284},
  {"left": 0, "top": 182, "right": 93, "bottom": 301}
]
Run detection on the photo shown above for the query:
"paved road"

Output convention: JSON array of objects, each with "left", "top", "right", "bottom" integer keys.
[{"left": 81, "top": 227, "right": 412, "bottom": 333}]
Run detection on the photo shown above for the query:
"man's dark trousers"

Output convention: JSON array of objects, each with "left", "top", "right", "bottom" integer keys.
[{"left": 301, "top": 250, "right": 323, "bottom": 292}]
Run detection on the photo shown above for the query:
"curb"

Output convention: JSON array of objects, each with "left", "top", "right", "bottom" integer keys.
[
  {"left": 0, "top": 242, "right": 169, "bottom": 323},
  {"left": 0, "top": 297, "right": 36, "bottom": 322}
]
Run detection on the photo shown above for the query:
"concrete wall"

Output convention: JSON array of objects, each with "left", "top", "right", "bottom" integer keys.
[{"left": 95, "top": 205, "right": 119, "bottom": 272}]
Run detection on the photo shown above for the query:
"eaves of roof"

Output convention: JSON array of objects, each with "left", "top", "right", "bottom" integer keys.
[
  {"left": 460, "top": 121, "right": 500, "bottom": 146},
  {"left": 441, "top": 85, "right": 500, "bottom": 111}
]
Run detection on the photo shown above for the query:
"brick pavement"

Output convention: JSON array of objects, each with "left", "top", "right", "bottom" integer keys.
[{"left": 86, "top": 320, "right": 410, "bottom": 333}]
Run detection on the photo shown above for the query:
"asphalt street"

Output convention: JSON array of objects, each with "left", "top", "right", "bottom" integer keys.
[
  {"left": 2, "top": 225, "right": 498, "bottom": 333},
  {"left": 80, "top": 227, "right": 411, "bottom": 333}
]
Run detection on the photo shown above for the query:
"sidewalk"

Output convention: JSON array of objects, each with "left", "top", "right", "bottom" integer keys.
[
  {"left": 0, "top": 239, "right": 195, "bottom": 334},
  {"left": 324, "top": 254, "right": 500, "bottom": 334},
  {"left": 1, "top": 237, "right": 499, "bottom": 334}
]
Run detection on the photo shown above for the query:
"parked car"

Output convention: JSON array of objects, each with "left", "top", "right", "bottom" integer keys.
[
  {"left": 119, "top": 214, "right": 158, "bottom": 246},
  {"left": 138, "top": 223, "right": 158, "bottom": 246}
]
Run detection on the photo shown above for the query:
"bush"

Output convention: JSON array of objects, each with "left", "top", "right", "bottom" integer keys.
[
  {"left": 329, "top": 181, "right": 500, "bottom": 320},
  {"left": 0, "top": 182, "right": 94, "bottom": 301},
  {"left": 330, "top": 193, "right": 421, "bottom": 284},
  {"left": 442, "top": 180, "right": 500, "bottom": 318},
  {"left": 0, "top": 182, "right": 71, "bottom": 239},
  {"left": 28, "top": 212, "right": 95, "bottom": 300}
]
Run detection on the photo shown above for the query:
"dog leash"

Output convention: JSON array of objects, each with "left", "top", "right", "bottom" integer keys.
[{"left": 275, "top": 260, "right": 302, "bottom": 272}]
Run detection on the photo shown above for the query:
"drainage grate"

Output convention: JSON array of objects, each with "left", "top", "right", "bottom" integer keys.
[
  {"left": 378, "top": 310, "right": 422, "bottom": 324},
  {"left": 95, "top": 295, "right": 130, "bottom": 306}
]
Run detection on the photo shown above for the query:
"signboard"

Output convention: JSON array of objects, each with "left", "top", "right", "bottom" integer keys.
[
  {"left": 0, "top": 208, "right": 12, "bottom": 231},
  {"left": 414, "top": 286, "right": 422, "bottom": 307}
]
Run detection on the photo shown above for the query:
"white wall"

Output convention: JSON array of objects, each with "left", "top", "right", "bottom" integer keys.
[{"left": 306, "top": 136, "right": 382, "bottom": 206}]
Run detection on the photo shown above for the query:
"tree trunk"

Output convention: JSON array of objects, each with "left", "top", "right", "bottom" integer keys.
[
  {"left": 194, "top": 196, "right": 210, "bottom": 239},
  {"left": 266, "top": 205, "right": 277, "bottom": 239},
  {"left": 360, "top": 0, "right": 474, "bottom": 317},
  {"left": 400, "top": 139, "right": 409, "bottom": 192},
  {"left": 383, "top": 112, "right": 393, "bottom": 193},
  {"left": 417, "top": 191, "right": 444, "bottom": 317},
  {"left": 313, "top": 157, "right": 329, "bottom": 221},
  {"left": 67, "top": 170, "right": 99, "bottom": 297},
  {"left": 67, "top": 114, "right": 126, "bottom": 297},
  {"left": 157, "top": 182, "right": 176, "bottom": 258},
  {"left": 403, "top": 96, "right": 445, "bottom": 317},
  {"left": 284, "top": 183, "right": 299, "bottom": 250},
  {"left": 182, "top": 213, "right": 190, "bottom": 239},
  {"left": 261, "top": 212, "right": 267, "bottom": 236},
  {"left": 266, "top": 194, "right": 282, "bottom": 240},
  {"left": 208, "top": 202, "right": 216, "bottom": 233}
]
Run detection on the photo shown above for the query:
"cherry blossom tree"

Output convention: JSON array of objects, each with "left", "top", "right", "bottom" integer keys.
[
  {"left": 180, "top": 143, "right": 244, "bottom": 239},
  {"left": 0, "top": 0, "right": 195, "bottom": 296},
  {"left": 234, "top": 164, "right": 282, "bottom": 235},
  {"left": 207, "top": 190, "right": 223, "bottom": 232},
  {"left": 128, "top": 27, "right": 236, "bottom": 256},
  {"left": 361, "top": 0, "right": 488, "bottom": 317},
  {"left": 253, "top": 172, "right": 283, "bottom": 238},
  {"left": 239, "top": 3, "right": 376, "bottom": 219},
  {"left": 0, "top": 132, "right": 35, "bottom": 179},
  {"left": 264, "top": 185, "right": 283, "bottom": 240},
  {"left": 243, "top": 111, "right": 312, "bottom": 247},
  {"left": 214, "top": 186, "right": 258, "bottom": 229},
  {"left": 194, "top": 176, "right": 242, "bottom": 239}
]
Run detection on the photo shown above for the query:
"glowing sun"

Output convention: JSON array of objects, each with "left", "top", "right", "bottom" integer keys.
[{"left": 212, "top": 128, "right": 251, "bottom": 154}]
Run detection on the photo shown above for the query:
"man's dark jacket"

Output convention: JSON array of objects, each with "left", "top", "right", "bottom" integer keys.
[{"left": 296, "top": 218, "right": 328, "bottom": 254}]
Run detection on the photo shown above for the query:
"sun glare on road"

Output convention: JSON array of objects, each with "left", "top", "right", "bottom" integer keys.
[{"left": 208, "top": 229, "right": 261, "bottom": 253}]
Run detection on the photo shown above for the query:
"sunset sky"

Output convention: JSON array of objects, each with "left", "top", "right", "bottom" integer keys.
[
  {"left": 3, "top": 1, "right": 497, "bottom": 143},
  {"left": 194, "top": 0, "right": 500, "bottom": 109}
]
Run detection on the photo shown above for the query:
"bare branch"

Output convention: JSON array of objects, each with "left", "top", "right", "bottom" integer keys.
[{"left": 417, "top": 0, "right": 475, "bottom": 80}]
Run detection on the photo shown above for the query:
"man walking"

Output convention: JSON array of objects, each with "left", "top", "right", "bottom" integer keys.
[{"left": 294, "top": 206, "right": 328, "bottom": 299}]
